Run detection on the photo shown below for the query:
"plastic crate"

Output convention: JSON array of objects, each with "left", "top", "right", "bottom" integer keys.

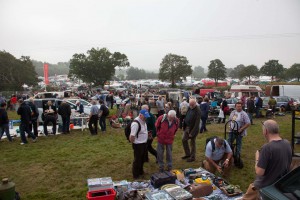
[{"left": 86, "top": 188, "right": 116, "bottom": 200}]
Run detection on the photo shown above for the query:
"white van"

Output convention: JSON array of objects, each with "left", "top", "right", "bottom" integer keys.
[{"left": 230, "top": 85, "right": 263, "bottom": 98}]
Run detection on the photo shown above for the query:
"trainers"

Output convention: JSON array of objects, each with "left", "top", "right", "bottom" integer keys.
[
  {"left": 20, "top": 142, "right": 26, "bottom": 145},
  {"left": 33, "top": 138, "right": 37, "bottom": 143}
]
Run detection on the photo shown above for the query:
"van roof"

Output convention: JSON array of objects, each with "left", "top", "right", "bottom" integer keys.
[{"left": 230, "top": 85, "right": 262, "bottom": 92}]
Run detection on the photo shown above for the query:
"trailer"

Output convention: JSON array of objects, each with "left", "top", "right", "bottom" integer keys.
[{"left": 265, "top": 85, "right": 300, "bottom": 102}]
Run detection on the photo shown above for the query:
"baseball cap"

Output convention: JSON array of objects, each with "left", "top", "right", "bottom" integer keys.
[
  {"left": 183, "top": 97, "right": 187, "bottom": 100},
  {"left": 140, "top": 109, "right": 150, "bottom": 118}
]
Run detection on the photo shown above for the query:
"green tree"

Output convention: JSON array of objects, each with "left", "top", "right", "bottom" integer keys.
[
  {"left": 0, "top": 51, "right": 38, "bottom": 90},
  {"left": 193, "top": 66, "right": 206, "bottom": 79},
  {"left": 229, "top": 64, "right": 245, "bottom": 79},
  {"left": 239, "top": 65, "right": 260, "bottom": 83},
  {"left": 126, "top": 67, "right": 146, "bottom": 80},
  {"left": 286, "top": 63, "right": 300, "bottom": 81},
  {"left": 159, "top": 53, "right": 192, "bottom": 87},
  {"left": 69, "top": 48, "right": 129, "bottom": 86},
  {"left": 32, "top": 60, "right": 70, "bottom": 76},
  {"left": 207, "top": 59, "right": 227, "bottom": 86},
  {"left": 260, "top": 60, "right": 284, "bottom": 81}
]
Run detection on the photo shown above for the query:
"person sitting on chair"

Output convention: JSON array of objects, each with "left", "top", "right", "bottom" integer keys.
[{"left": 43, "top": 100, "right": 57, "bottom": 136}]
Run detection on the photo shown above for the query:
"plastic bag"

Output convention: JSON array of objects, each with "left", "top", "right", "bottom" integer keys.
[{"left": 218, "top": 109, "right": 224, "bottom": 118}]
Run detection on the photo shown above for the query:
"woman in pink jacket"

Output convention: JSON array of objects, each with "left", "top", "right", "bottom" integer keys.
[{"left": 155, "top": 110, "right": 179, "bottom": 172}]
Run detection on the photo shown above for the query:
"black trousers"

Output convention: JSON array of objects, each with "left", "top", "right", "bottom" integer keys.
[
  {"left": 145, "top": 138, "right": 157, "bottom": 161},
  {"left": 29, "top": 119, "right": 38, "bottom": 137},
  {"left": 43, "top": 115, "right": 57, "bottom": 135},
  {"left": 89, "top": 115, "right": 98, "bottom": 135},
  {"left": 132, "top": 143, "right": 147, "bottom": 179}
]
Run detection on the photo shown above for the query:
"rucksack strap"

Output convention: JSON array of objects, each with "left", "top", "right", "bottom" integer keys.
[{"left": 132, "top": 120, "right": 141, "bottom": 138}]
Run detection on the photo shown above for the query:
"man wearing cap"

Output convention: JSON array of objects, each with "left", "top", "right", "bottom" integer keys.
[{"left": 129, "top": 109, "right": 149, "bottom": 179}]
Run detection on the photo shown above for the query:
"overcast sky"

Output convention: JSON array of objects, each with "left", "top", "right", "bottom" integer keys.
[{"left": 1, "top": 0, "right": 300, "bottom": 71}]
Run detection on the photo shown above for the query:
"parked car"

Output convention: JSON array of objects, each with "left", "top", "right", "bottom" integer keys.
[
  {"left": 262, "top": 96, "right": 292, "bottom": 111},
  {"left": 27, "top": 98, "right": 90, "bottom": 124},
  {"left": 260, "top": 166, "right": 300, "bottom": 200},
  {"left": 225, "top": 97, "right": 239, "bottom": 112}
]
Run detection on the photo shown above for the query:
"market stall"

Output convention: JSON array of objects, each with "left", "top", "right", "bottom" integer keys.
[{"left": 86, "top": 167, "right": 243, "bottom": 200}]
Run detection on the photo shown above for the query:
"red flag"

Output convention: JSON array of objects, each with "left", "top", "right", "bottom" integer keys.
[{"left": 43, "top": 63, "right": 49, "bottom": 85}]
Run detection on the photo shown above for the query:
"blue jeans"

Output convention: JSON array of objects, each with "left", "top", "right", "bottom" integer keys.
[
  {"left": 20, "top": 123, "right": 36, "bottom": 143},
  {"left": 247, "top": 113, "right": 253, "bottom": 124},
  {"left": 157, "top": 142, "right": 173, "bottom": 171},
  {"left": 227, "top": 131, "right": 243, "bottom": 156},
  {"left": 99, "top": 116, "right": 106, "bottom": 131},
  {"left": 0, "top": 124, "right": 12, "bottom": 142},
  {"left": 200, "top": 116, "right": 207, "bottom": 133},
  {"left": 255, "top": 107, "right": 261, "bottom": 118},
  {"left": 62, "top": 116, "right": 70, "bottom": 133}
]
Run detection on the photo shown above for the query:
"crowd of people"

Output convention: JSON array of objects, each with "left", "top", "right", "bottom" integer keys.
[
  {"left": 128, "top": 95, "right": 294, "bottom": 200},
  {"left": 0, "top": 91, "right": 294, "bottom": 200}
]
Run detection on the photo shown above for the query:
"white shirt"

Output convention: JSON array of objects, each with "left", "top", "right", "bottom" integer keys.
[{"left": 130, "top": 116, "right": 148, "bottom": 144}]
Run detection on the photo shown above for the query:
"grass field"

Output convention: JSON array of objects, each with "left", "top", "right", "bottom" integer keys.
[{"left": 0, "top": 110, "right": 295, "bottom": 200}]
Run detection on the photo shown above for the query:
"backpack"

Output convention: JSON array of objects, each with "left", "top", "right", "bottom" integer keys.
[
  {"left": 124, "top": 120, "right": 141, "bottom": 142},
  {"left": 205, "top": 136, "right": 227, "bottom": 152},
  {"left": 180, "top": 104, "right": 188, "bottom": 115},
  {"left": 157, "top": 114, "right": 178, "bottom": 128},
  {"left": 101, "top": 105, "right": 109, "bottom": 117}
]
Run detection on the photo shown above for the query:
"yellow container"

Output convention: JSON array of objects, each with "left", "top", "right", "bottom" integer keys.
[{"left": 195, "top": 178, "right": 211, "bottom": 185}]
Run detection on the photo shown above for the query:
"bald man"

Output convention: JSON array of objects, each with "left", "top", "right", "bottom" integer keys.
[
  {"left": 239, "top": 120, "right": 292, "bottom": 200},
  {"left": 182, "top": 98, "right": 201, "bottom": 162}
]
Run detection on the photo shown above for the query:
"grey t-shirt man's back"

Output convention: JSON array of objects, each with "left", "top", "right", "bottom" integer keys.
[{"left": 254, "top": 139, "right": 292, "bottom": 189}]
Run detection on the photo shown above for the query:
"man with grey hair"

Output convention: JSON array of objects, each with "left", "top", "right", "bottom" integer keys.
[
  {"left": 203, "top": 137, "right": 232, "bottom": 178},
  {"left": 155, "top": 110, "right": 179, "bottom": 172},
  {"left": 156, "top": 95, "right": 165, "bottom": 117},
  {"left": 239, "top": 120, "right": 292, "bottom": 200},
  {"left": 182, "top": 98, "right": 201, "bottom": 162}
]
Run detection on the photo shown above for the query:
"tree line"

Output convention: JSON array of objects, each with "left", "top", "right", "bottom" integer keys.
[{"left": 1, "top": 48, "right": 300, "bottom": 91}]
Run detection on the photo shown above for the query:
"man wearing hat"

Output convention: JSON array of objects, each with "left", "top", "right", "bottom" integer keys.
[{"left": 129, "top": 109, "right": 150, "bottom": 179}]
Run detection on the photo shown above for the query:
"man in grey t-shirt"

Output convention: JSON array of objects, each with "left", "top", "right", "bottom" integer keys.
[
  {"left": 239, "top": 120, "right": 292, "bottom": 200},
  {"left": 203, "top": 137, "right": 232, "bottom": 178},
  {"left": 156, "top": 95, "right": 165, "bottom": 117}
]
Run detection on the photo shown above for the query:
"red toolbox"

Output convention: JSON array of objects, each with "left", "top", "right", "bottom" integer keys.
[{"left": 86, "top": 188, "right": 116, "bottom": 200}]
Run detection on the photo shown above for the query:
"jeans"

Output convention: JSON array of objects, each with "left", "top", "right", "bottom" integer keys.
[
  {"left": 99, "top": 116, "right": 106, "bottom": 132},
  {"left": 200, "top": 116, "right": 207, "bottom": 133},
  {"left": 62, "top": 116, "right": 70, "bottom": 133},
  {"left": 227, "top": 131, "right": 243, "bottom": 156},
  {"left": 157, "top": 142, "right": 173, "bottom": 171},
  {"left": 20, "top": 123, "right": 36, "bottom": 143},
  {"left": 247, "top": 113, "right": 253, "bottom": 124},
  {"left": 0, "top": 124, "right": 12, "bottom": 142},
  {"left": 255, "top": 107, "right": 261, "bottom": 118}
]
